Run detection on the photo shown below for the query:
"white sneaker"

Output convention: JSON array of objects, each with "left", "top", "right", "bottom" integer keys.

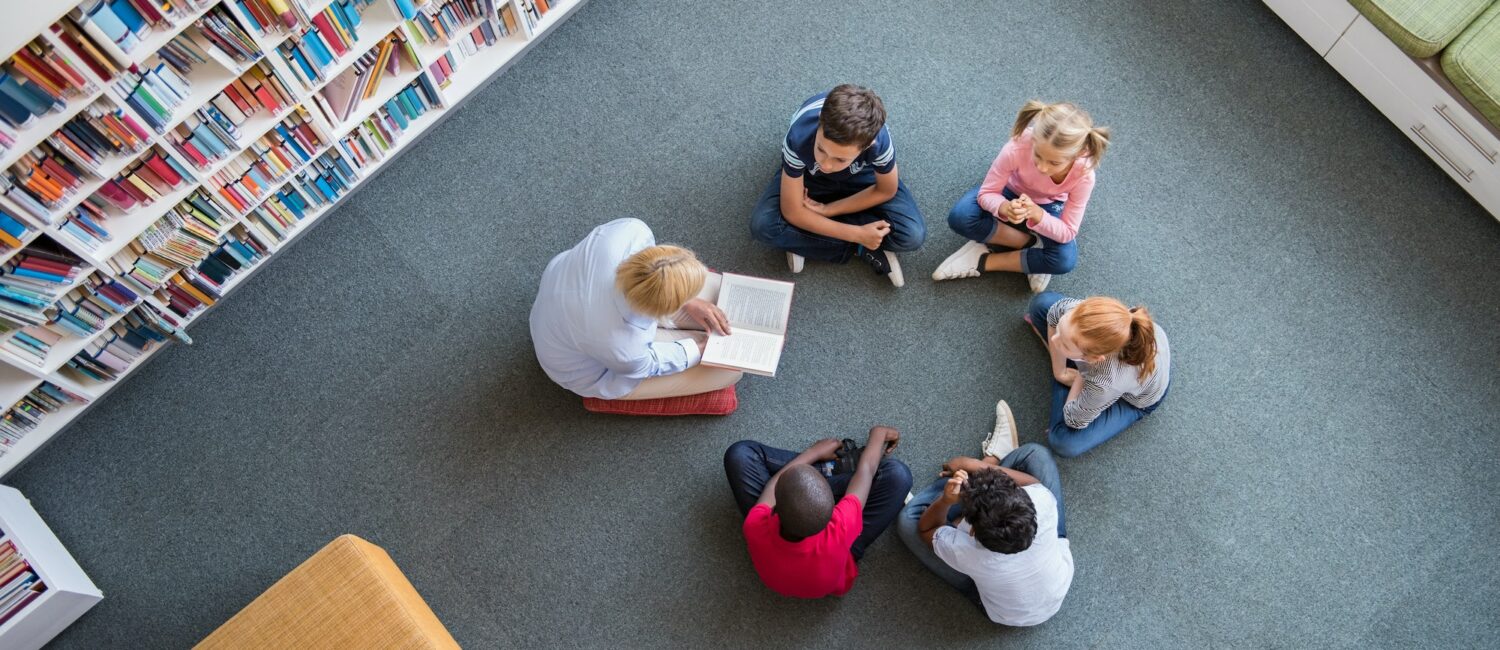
[
  {"left": 932, "top": 241, "right": 988, "bottom": 281},
  {"left": 1025, "top": 237, "right": 1050, "bottom": 293},
  {"left": 981, "top": 400, "right": 1020, "bottom": 459},
  {"left": 885, "top": 251, "right": 904, "bottom": 288},
  {"left": 786, "top": 252, "right": 804, "bottom": 273}
]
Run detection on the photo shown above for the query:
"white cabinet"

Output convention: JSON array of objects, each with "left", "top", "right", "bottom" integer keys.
[
  {"left": 1263, "top": 0, "right": 1359, "bottom": 54},
  {"left": 0, "top": 486, "right": 101, "bottom": 650},
  {"left": 1326, "top": 16, "right": 1500, "bottom": 212}
]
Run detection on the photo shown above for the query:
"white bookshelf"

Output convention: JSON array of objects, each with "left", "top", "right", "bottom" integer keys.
[
  {"left": 0, "top": 0, "right": 587, "bottom": 483},
  {"left": 0, "top": 485, "right": 102, "bottom": 650}
]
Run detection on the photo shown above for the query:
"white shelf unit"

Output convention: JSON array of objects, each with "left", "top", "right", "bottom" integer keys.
[
  {"left": 0, "top": 0, "right": 587, "bottom": 483},
  {"left": 0, "top": 485, "right": 102, "bottom": 650}
]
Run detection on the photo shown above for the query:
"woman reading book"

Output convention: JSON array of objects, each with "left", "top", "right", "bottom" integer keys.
[{"left": 530, "top": 218, "right": 743, "bottom": 400}]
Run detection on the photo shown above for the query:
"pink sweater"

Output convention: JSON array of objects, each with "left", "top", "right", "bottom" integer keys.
[{"left": 976, "top": 131, "right": 1097, "bottom": 243}]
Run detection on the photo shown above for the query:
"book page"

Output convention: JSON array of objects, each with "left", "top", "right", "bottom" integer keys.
[
  {"left": 702, "top": 329, "right": 784, "bottom": 377},
  {"left": 718, "top": 274, "right": 793, "bottom": 335}
]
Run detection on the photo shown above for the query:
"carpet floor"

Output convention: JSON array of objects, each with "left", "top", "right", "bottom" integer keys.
[{"left": 10, "top": 0, "right": 1500, "bottom": 647}]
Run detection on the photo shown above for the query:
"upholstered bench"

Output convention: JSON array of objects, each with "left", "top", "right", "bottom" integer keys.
[
  {"left": 1444, "top": 1, "right": 1500, "bottom": 128},
  {"left": 1350, "top": 0, "right": 1493, "bottom": 57},
  {"left": 196, "top": 535, "right": 458, "bottom": 649}
]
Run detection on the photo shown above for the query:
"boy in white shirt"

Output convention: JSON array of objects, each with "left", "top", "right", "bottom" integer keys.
[{"left": 897, "top": 400, "right": 1074, "bottom": 626}]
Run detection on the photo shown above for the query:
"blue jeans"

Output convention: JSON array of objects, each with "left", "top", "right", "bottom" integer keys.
[
  {"left": 1026, "top": 292, "right": 1169, "bottom": 458},
  {"left": 897, "top": 444, "right": 1066, "bottom": 610},
  {"left": 749, "top": 171, "right": 926, "bottom": 264},
  {"left": 723, "top": 440, "right": 913, "bottom": 560},
  {"left": 947, "top": 184, "right": 1077, "bottom": 275}
]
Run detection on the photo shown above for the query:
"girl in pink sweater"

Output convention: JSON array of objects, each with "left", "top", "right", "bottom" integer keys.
[{"left": 933, "top": 101, "right": 1111, "bottom": 292}]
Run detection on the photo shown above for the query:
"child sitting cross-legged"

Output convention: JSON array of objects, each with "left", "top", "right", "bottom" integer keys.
[{"left": 724, "top": 426, "right": 913, "bottom": 598}]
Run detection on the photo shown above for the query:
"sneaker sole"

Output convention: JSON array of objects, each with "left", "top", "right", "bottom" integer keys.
[{"left": 886, "top": 252, "right": 905, "bottom": 288}]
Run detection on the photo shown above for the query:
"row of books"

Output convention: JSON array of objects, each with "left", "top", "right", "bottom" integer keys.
[
  {"left": 1, "top": 142, "right": 90, "bottom": 223},
  {"left": 69, "top": 0, "right": 179, "bottom": 65},
  {"left": 0, "top": 248, "right": 88, "bottom": 329},
  {"left": 192, "top": 225, "right": 268, "bottom": 295},
  {"left": 163, "top": 61, "right": 297, "bottom": 171},
  {"left": 50, "top": 19, "right": 124, "bottom": 84},
  {"left": 49, "top": 275, "right": 141, "bottom": 338},
  {"left": 189, "top": 4, "right": 265, "bottom": 68},
  {"left": 64, "top": 306, "right": 177, "bottom": 382},
  {"left": 46, "top": 100, "right": 151, "bottom": 175},
  {"left": 137, "top": 206, "right": 219, "bottom": 268},
  {"left": 276, "top": 0, "right": 379, "bottom": 92},
  {"left": 424, "top": 9, "right": 514, "bottom": 89},
  {"left": 402, "top": 0, "right": 489, "bottom": 43},
  {"left": 0, "top": 39, "right": 96, "bottom": 131},
  {"left": 240, "top": 153, "right": 351, "bottom": 244},
  {"left": 333, "top": 76, "right": 438, "bottom": 170},
  {"left": 201, "top": 109, "right": 327, "bottom": 214},
  {"left": 0, "top": 211, "right": 32, "bottom": 253},
  {"left": 111, "top": 64, "right": 193, "bottom": 133},
  {"left": 231, "top": 0, "right": 310, "bottom": 41},
  {"left": 0, "top": 536, "right": 47, "bottom": 624},
  {"left": 87, "top": 147, "right": 193, "bottom": 214},
  {"left": 518, "top": 0, "right": 558, "bottom": 30},
  {"left": 315, "top": 31, "right": 417, "bottom": 123}
]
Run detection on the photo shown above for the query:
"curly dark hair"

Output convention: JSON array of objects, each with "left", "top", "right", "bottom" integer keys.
[
  {"left": 961, "top": 469, "right": 1037, "bottom": 554},
  {"left": 820, "top": 84, "right": 886, "bottom": 147}
]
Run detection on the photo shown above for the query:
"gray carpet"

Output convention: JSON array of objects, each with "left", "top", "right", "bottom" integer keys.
[{"left": 11, "top": 0, "right": 1500, "bottom": 647}]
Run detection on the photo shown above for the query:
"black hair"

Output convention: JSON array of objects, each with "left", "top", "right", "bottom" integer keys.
[
  {"left": 774, "top": 464, "right": 835, "bottom": 541},
  {"left": 961, "top": 469, "right": 1037, "bottom": 554}
]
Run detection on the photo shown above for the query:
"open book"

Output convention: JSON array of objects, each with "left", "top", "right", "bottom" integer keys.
[{"left": 700, "top": 273, "right": 795, "bottom": 377}]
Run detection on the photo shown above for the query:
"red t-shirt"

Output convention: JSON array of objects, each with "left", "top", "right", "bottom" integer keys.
[{"left": 741, "top": 494, "right": 863, "bottom": 598}]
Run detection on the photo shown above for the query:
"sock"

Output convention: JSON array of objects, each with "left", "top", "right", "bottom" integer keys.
[{"left": 977, "top": 253, "right": 990, "bottom": 273}]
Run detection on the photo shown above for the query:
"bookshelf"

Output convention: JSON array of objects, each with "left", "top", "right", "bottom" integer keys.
[
  {"left": 0, "top": 0, "right": 585, "bottom": 480},
  {"left": 0, "top": 485, "right": 102, "bottom": 650}
]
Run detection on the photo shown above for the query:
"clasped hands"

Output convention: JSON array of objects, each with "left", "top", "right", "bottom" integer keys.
[
  {"left": 803, "top": 190, "right": 889, "bottom": 250},
  {"left": 995, "top": 193, "right": 1044, "bottom": 225}
]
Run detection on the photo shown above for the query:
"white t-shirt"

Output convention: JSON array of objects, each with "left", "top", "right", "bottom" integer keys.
[{"left": 933, "top": 484, "right": 1074, "bottom": 626}]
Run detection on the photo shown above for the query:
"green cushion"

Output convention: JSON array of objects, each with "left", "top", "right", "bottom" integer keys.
[
  {"left": 1443, "top": 1, "right": 1500, "bottom": 129},
  {"left": 1351, "top": 0, "right": 1495, "bottom": 57}
]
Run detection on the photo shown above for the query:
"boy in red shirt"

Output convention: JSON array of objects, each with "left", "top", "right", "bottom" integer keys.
[{"left": 723, "top": 426, "right": 913, "bottom": 598}]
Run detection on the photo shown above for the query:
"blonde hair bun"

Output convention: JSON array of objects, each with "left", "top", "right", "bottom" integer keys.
[{"left": 615, "top": 245, "right": 707, "bottom": 318}]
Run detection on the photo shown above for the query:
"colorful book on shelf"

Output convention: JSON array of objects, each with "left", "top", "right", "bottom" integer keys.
[
  {"left": 112, "top": 64, "right": 193, "bottom": 133},
  {"left": 195, "top": 5, "right": 266, "bottom": 66},
  {"left": 0, "top": 210, "right": 32, "bottom": 252},
  {"left": 0, "top": 380, "right": 85, "bottom": 449},
  {"left": 2, "top": 142, "right": 90, "bottom": 222},
  {"left": 0, "top": 38, "right": 97, "bottom": 130},
  {"left": 53, "top": 18, "right": 126, "bottom": 85},
  {"left": 44, "top": 100, "right": 150, "bottom": 174},
  {"left": 274, "top": 0, "right": 378, "bottom": 91}
]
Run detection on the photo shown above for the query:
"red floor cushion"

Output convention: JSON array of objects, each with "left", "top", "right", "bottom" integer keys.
[{"left": 582, "top": 386, "right": 738, "bottom": 416}]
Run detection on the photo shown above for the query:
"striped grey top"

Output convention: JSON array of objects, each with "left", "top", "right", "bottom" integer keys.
[{"left": 1047, "top": 298, "right": 1171, "bottom": 428}]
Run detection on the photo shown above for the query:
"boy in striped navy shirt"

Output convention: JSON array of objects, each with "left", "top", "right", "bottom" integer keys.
[{"left": 749, "top": 85, "right": 925, "bottom": 287}]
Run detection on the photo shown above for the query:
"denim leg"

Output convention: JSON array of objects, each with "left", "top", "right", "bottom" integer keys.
[
  {"left": 723, "top": 440, "right": 799, "bottom": 517},
  {"left": 1047, "top": 396, "right": 1147, "bottom": 459},
  {"left": 1026, "top": 291, "right": 1068, "bottom": 333},
  {"left": 1020, "top": 237, "right": 1078, "bottom": 275},
  {"left": 846, "top": 458, "right": 913, "bottom": 560},
  {"left": 748, "top": 172, "right": 858, "bottom": 263},
  {"left": 946, "top": 183, "right": 999, "bottom": 243},
  {"left": 865, "top": 179, "right": 926, "bottom": 253},
  {"left": 1000, "top": 443, "right": 1066, "bottom": 538},
  {"left": 898, "top": 478, "right": 982, "bottom": 606}
]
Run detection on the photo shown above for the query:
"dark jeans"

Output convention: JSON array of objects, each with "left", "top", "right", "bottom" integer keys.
[
  {"left": 897, "top": 444, "right": 1066, "bottom": 610},
  {"left": 749, "top": 171, "right": 927, "bottom": 263},
  {"left": 947, "top": 184, "right": 1078, "bottom": 275},
  {"left": 1026, "top": 291, "right": 1169, "bottom": 458},
  {"left": 724, "top": 439, "right": 913, "bottom": 560}
]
